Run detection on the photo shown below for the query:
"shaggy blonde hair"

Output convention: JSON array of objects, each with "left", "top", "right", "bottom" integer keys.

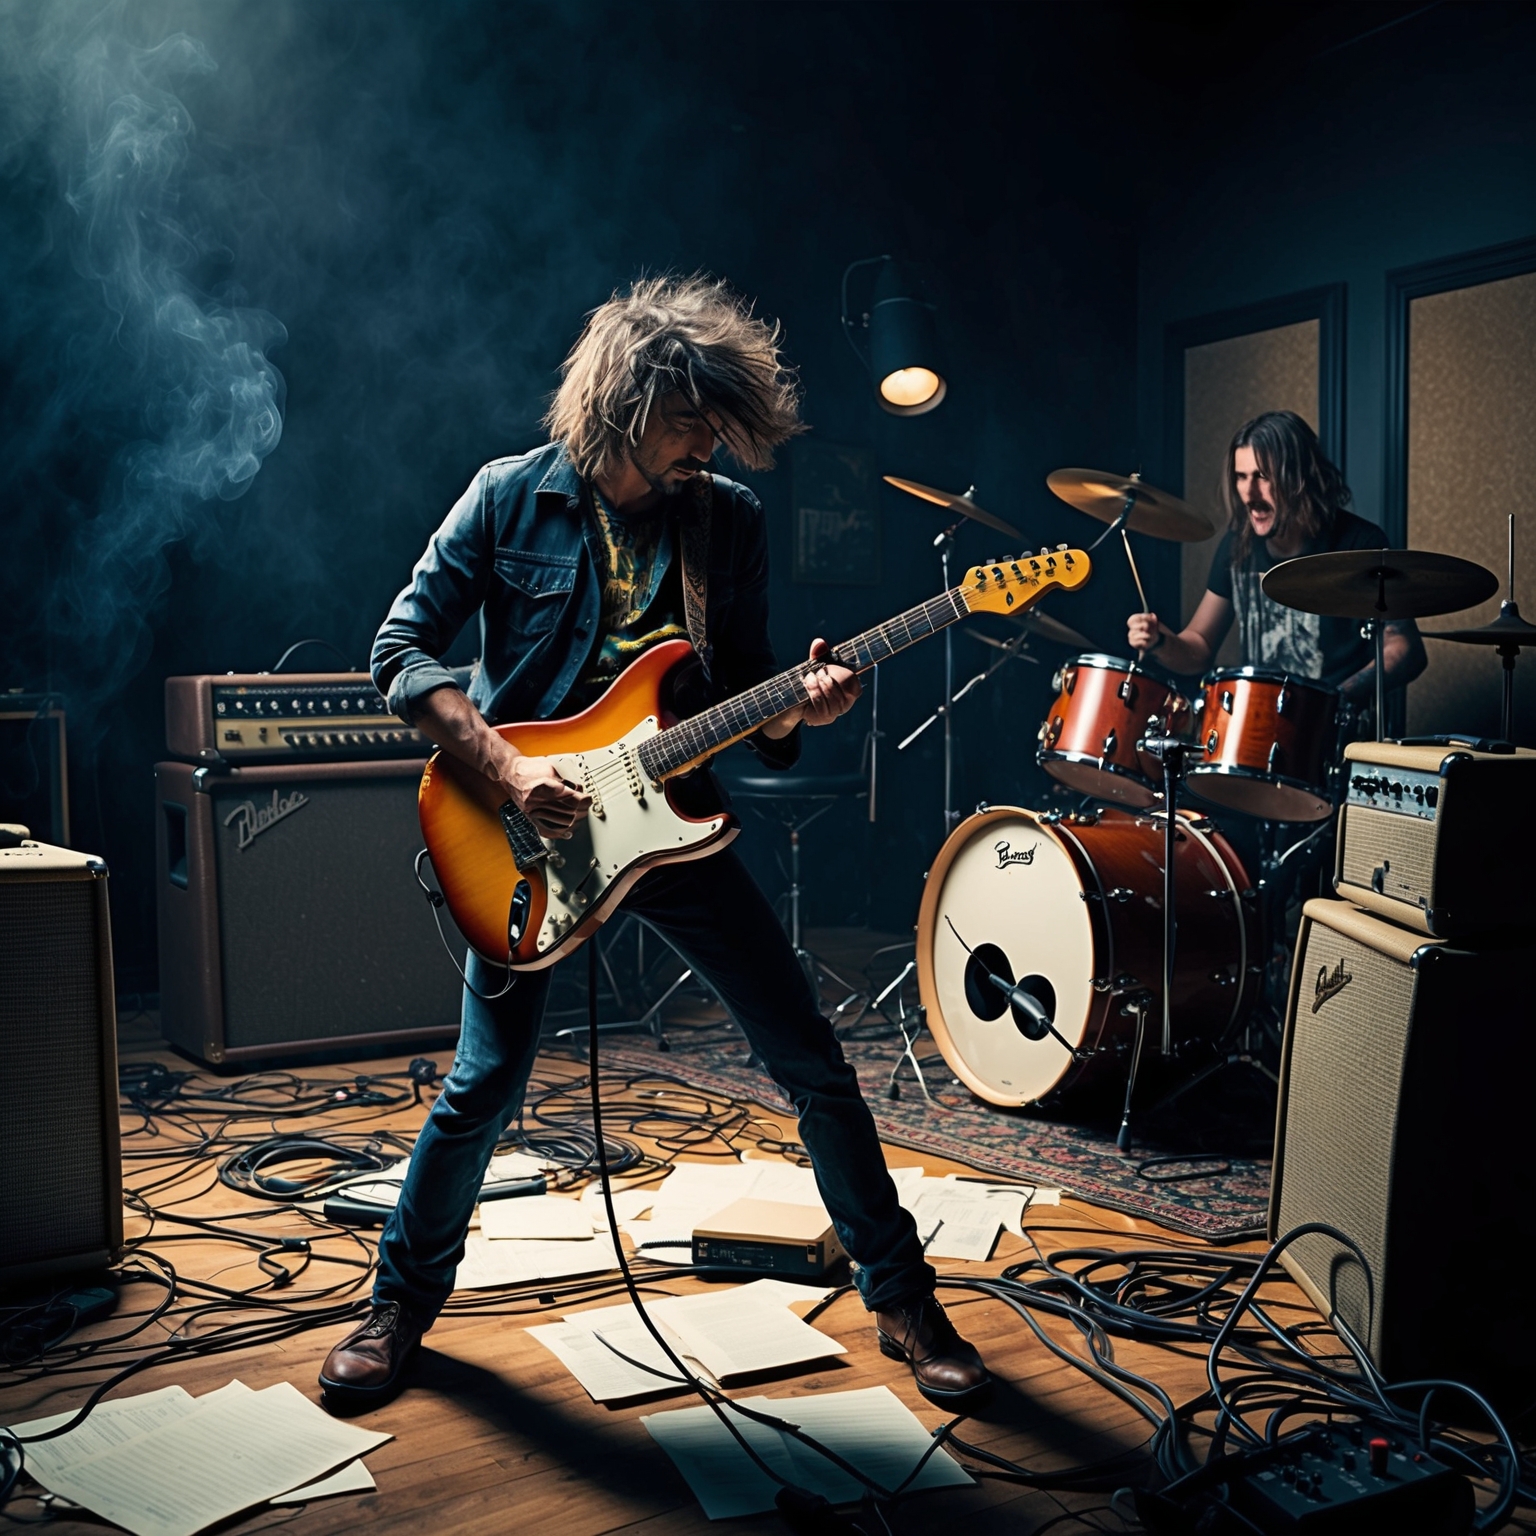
[{"left": 545, "top": 275, "right": 804, "bottom": 479}]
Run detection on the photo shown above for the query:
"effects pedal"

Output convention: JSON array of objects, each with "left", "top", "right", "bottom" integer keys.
[{"left": 1138, "top": 1419, "right": 1474, "bottom": 1534}]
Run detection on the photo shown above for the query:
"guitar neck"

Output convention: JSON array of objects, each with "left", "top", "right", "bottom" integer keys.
[{"left": 637, "top": 585, "right": 970, "bottom": 782}]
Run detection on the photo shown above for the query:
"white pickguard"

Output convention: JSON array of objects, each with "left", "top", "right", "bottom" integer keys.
[{"left": 533, "top": 716, "right": 728, "bottom": 956}]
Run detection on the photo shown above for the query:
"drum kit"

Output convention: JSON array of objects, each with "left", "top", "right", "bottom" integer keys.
[{"left": 883, "top": 470, "right": 1514, "bottom": 1149}]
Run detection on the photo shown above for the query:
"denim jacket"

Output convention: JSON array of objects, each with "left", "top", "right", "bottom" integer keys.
[{"left": 371, "top": 441, "right": 800, "bottom": 768}]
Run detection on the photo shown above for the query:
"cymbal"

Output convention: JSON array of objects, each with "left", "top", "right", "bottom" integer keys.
[
  {"left": 882, "top": 475, "right": 1022, "bottom": 539},
  {"left": 1422, "top": 602, "right": 1536, "bottom": 647},
  {"left": 1261, "top": 549, "right": 1500, "bottom": 620},
  {"left": 1045, "top": 468, "right": 1213, "bottom": 543},
  {"left": 999, "top": 606, "right": 1094, "bottom": 650}
]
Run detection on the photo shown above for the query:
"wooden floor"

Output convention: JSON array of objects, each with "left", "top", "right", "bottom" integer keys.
[{"left": 2, "top": 974, "right": 1526, "bottom": 1535}]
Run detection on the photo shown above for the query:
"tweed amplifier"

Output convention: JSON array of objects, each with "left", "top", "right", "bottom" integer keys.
[
  {"left": 165, "top": 672, "right": 429, "bottom": 764},
  {"left": 1271, "top": 899, "right": 1531, "bottom": 1404},
  {"left": 1334, "top": 739, "right": 1536, "bottom": 938},
  {"left": 0, "top": 832, "right": 123, "bottom": 1288}
]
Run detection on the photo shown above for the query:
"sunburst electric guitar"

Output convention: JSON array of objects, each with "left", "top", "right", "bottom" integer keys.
[{"left": 419, "top": 548, "right": 1091, "bottom": 969}]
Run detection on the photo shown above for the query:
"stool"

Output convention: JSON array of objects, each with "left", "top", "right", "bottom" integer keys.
[{"left": 720, "top": 771, "right": 869, "bottom": 1021}]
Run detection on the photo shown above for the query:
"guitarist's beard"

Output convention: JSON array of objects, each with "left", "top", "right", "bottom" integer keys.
[{"left": 638, "top": 455, "right": 712, "bottom": 500}]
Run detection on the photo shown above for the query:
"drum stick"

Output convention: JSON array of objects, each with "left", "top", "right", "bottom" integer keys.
[{"left": 1121, "top": 528, "right": 1150, "bottom": 658}]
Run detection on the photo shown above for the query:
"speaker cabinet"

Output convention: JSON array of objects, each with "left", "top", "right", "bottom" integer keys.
[
  {"left": 0, "top": 836, "right": 122, "bottom": 1289},
  {"left": 155, "top": 760, "right": 464, "bottom": 1067},
  {"left": 1271, "top": 899, "right": 1532, "bottom": 1404}
]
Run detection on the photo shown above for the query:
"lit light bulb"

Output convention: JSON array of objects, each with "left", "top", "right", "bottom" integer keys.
[{"left": 879, "top": 367, "right": 942, "bottom": 408}]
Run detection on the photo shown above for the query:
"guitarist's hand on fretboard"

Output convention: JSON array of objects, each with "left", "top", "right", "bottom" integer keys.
[{"left": 760, "top": 637, "right": 862, "bottom": 738}]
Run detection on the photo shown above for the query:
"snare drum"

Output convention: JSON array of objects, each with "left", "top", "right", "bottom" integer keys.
[
  {"left": 1186, "top": 668, "right": 1338, "bottom": 823},
  {"left": 916, "top": 805, "right": 1256, "bottom": 1106},
  {"left": 1037, "top": 654, "right": 1192, "bottom": 808}
]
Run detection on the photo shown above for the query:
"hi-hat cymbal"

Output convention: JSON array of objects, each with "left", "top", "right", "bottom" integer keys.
[
  {"left": 1045, "top": 468, "right": 1213, "bottom": 543},
  {"left": 1422, "top": 603, "right": 1536, "bottom": 647},
  {"left": 1261, "top": 549, "right": 1500, "bottom": 620},
  {"left": 882, "top": 475, "right": 1022, "bottom": 539},
  {"left": 999, "top": 606, "right": 1094, "bottom": 650}
]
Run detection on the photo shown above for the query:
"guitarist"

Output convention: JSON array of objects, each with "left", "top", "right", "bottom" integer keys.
[{"left": 320, "top": 276, "right": 992, "bottom": 1414}]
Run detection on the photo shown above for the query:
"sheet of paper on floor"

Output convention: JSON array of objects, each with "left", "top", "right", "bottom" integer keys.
[
  {"left": 940, "top": 1173, "right": 1062, "bottom": 1234},
  {"left": 541, "top": 1284, "right": 845, "bottom": 1402},
  {"left": 527, "top": 1316, "right": 690, "bottom": 1402},
  {"left": 642, "top": 1384, "right": 971, "bottom": 1519},
  {"left": 269, "top": 1458, "right": 376, "bottom": 1503},
  {"left": 455, "top": 1231, "right": 619, "bottom": 1288},
  {"left": 4, "top": 1386, "right": 196, "bottom": 1486},
  {"left": 729, "top": 1277, "right": 835, "bottom": 1311},
  {"left": 579, "top": 1184, "right": 660, "bottom": 1223},
  {"left": 12, "top": 1379, "right": 389, "bottom": 1536},
  {"left": 479, "top": 1193, "right": 596, "bottom": 1240},
  {"left": 906, "top": 1186, "right": 1001, "bottom": 1261}
]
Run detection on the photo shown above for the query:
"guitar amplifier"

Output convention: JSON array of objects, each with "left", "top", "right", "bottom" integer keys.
[
  {"left": 155, "top": 759, "right": 464, "bottom": 1067},
  {"left": 1271, "top": 899, "right": 1531, "bottom": 1404},
  {"left": 1334, "top": 740, "right": 1536, "bottom": 938},
  {"left": 165, "top": 672, "right": 430, "bottom": 765},
  {"left": 0, "top": 832, "right": 123, "bottom": 1288}
]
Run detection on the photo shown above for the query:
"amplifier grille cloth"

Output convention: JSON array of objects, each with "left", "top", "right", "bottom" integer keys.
[
  {"left": 0, "top": 883, "right": 108, "bottom": 1267},
  {"left": 208, "top": 777, "right": 462, "bottom": 1047},
  {"left": 1339, "top": 804, "right": 1435, "bottom": 907},
  {"left": 1278, "top": 923, "right": 1416, "bottom": 1357}
]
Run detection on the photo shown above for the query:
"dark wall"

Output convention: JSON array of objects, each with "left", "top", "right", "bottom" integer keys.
[
  {"left": 1132, "top": 1, "right": 1536, "bottom": 615},
  {"left": 1, "top": 1, "right": 1147, "bottom": 990}
]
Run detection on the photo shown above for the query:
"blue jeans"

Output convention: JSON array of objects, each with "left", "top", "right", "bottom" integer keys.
[{"left": 374, "top": 847, "right": 933, "bottom": 1324}]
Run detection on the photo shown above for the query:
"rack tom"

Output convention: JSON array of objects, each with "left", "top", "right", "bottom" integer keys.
[
  {"left": 1186, "top": 667, "right": 1338, "bottom": 823},
  {"left": 1037, "top": 654, "right": 1192, "bottom": 808}
]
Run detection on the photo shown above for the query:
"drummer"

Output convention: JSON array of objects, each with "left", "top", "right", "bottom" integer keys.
[{"left": 1127, "top": 411, "right": 1427, "bottom": 708}]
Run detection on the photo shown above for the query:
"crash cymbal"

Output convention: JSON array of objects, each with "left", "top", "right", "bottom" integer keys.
[
  {"left": 1261, "top": 549, "right": 1500, "bottom": 620},
  {"left": 1000, "top": 606, "right": 1094, "bottom": 650},
  {"left": 1422, "top": 602, "right": 1536, "bottom": 646},
  {"left": 1045, "top": 468, "right": 1213, "bottom": 543},
  {"left": 882, "top": 475, "right": 1022, "bottom": 539}
]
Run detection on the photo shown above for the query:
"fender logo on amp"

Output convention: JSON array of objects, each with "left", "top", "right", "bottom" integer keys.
[
  {"left": 994, "top": 840, "right": 1039, "bottom": 869},
  {"left": 224, "top": 788, "right": 310, "bottom": 851},
  {"left": 1311, "top": 956, "right": 1353, "bottom": 1014}
]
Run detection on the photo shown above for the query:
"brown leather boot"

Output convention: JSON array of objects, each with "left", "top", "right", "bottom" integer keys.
[
  {"left": 874, "top": 1294, "right": 992, "bottom": 1412},
  {"left": 319, "top": 1301, "right": 423, "bottom": 1409}
]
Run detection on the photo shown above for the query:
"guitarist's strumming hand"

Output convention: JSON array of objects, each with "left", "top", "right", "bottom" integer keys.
[
  {"left": 761, "top": 638, "right": 861, "bottom": 739},
  {"left": 413, "top": 684, "right": 592, "bottom": 840}
]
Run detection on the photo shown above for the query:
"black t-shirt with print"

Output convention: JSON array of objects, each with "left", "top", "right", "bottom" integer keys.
[
  {"left": 561, "top": 493, "right": 688, "bottom": 715},
  {"left": 1206, "top": 510, "right": 1391, "bottom": 688}
]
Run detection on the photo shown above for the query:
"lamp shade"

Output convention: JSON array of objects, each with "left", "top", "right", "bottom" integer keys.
[{"left": 868, "top": 262, "right": 946, "bottom": 416}]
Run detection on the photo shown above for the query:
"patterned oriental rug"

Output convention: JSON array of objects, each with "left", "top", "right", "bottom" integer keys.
[{"left": 595, "top": 1025, "right": 1273, "bottom": 1243}]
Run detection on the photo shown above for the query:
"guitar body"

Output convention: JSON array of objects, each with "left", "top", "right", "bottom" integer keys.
[{"left": 418, "top": 638, "right": 737, "bottom": 971}]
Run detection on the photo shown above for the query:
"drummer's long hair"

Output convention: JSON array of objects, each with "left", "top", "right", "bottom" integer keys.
[
  {"left": 1223, "top": 411, "right": 1351, "bottom": 567},
  {"left": 546, "top": 274, "right": 804, "bottom": 480}
]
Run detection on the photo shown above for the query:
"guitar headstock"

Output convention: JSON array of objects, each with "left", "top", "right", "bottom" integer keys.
[{"left": 961, "top": 549, "right": 1092, "bottom": 616}]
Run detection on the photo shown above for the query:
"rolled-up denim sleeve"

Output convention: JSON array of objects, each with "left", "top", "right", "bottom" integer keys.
[{"left": 372, "top": 468, "right": 493, "bottom": 722}]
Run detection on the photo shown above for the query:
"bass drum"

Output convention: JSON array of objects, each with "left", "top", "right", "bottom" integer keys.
[{"left": 916, "top": 806, "right": 1256, "bottom": 1107}]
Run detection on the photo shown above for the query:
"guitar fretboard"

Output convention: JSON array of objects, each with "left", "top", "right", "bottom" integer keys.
[{"left": 636, "top": 585, "right": 970, "bottom": 782}]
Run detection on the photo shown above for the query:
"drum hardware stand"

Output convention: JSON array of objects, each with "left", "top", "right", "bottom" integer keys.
[
  {"left": 861, "top": 663, "right": 882, "bottom": 823},
  {"left": 895, "top": 517, "right": 965, "bottom": 836},
  {"left": 872, "top": 961, "right": 939, "bottom": 1105},
  {"left": 1114, "top": 734, "right": 1189, "bottom": 1153}
]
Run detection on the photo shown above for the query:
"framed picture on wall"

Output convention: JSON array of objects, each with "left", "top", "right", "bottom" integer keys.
[
  {"left": 1162, "top": 286, "right": 1346, "bottom": 664},
  {"left": 791, "top": 438, "right": 879, "bottom": 586}
]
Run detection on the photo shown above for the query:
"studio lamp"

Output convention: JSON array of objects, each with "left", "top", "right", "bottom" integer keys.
[{"left": 841, "top": 255, "right": 947, "bottom": 416}]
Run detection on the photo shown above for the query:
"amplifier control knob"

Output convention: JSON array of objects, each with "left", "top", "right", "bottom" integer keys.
[{"left": 1425, "top": 785, "right": 1439, "bottom": 807}]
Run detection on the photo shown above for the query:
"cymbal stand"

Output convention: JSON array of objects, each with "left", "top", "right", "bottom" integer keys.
[
  {"left": 873, "top": 956, "right": 938, "bottom": 1105},
  {"left": 895, "top": 517, "right": 963, "bottom": 837},
  {"left": 861, "top": 663, "right": 882, "bottom": 823},
  {"left": 1495, "top": 513, "right": 1524, "bottom": 741},
  {"left": 1115, "top": 734, "right": 1186, "bottom": 1153}
]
